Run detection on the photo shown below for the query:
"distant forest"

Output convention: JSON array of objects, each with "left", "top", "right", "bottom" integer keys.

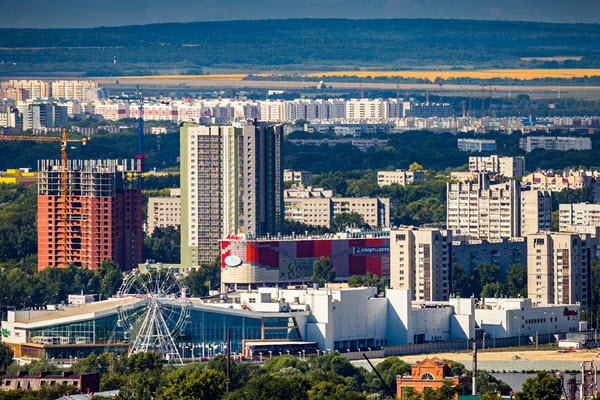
[{"left": 1, "top": 19, "right": 600, "bottom": 75}]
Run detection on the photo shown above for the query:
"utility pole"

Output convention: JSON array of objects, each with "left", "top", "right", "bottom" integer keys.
[
  {"left": 226, "top": 329, "right": 231, "bottom": 393},
  {"left": 472, "top": 342, "right": 477, "bottom": 396}
]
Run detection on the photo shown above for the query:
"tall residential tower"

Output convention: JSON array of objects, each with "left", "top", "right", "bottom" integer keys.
[{"left": 180, "top": 121, "right": 283, "bottom": 267}]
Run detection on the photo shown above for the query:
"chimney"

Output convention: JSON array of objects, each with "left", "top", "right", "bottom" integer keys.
[{"left": 17, "top": 371, "right": 28, "bottom": 377}]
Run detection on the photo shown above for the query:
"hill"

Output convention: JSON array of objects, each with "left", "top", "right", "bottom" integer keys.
[{"left": 0, "top": 19, "right": 600, "bottom": 75}]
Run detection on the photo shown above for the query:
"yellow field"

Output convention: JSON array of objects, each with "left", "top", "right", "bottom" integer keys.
[
  {"left": 112, "top": 69, "right": 600, "bottom": 82},
  {"left": 298, "top": 69, "right": 600, "bottom": 80}
]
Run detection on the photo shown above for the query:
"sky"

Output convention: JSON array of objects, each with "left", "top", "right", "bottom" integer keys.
[{"left": 0, "top": 0, "right": 599, "bottom": 28}]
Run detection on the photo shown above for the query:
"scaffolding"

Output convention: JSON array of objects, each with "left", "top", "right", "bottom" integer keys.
[{"left": 37, "top": 159, "right": 141, "bottom": 270}]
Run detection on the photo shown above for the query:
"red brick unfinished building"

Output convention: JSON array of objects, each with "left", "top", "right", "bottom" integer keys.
[{"left": 37, "top": 159, "right": 141, "bottom": 271}]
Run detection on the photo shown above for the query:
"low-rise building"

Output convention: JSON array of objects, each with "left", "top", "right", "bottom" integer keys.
[
  {"left": 284, "top": 185, "right": 334, "bottom": 199},
  {"left": 284, "top": 169, "right": 313, "bottom": 186},
  {"left": 519, "top": 136, "right": 592, "bottom": 152},
  {"left": 0, "top": 371, "right": 99, "bottom": 393},
  {"left": 147, "top": 188, "right": 181, "bottom": 234},
  {"left": 523, "top": 170, "right": 600, "bottom": 202},
  {"left": 377, "top": 170, "right": 425, "bottom": 187},
  {"left": 396, "top": 358, "right": 467, "bottom": 398},
  {"left": 0, "top": 168, "right": 37, "bottom": 185},
  {"left": 284, "top": 196, "right": 391, "bottom": 229},
  {"left": 457, "top": 138, "right": 496, "bottom": 152}
]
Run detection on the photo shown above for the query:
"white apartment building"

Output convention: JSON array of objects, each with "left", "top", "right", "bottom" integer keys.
[
  {"left": 284, "top": 196, "right": 391, "bottom": 228},
  {"left": 147, "top": 188, "right": 181, "bottom": 234},
  {"left": 559, "top": 203, "right": 600, "bottom": 232},
  {"left": 50, "top": 80, "right": 99, "bottom": 101},
  {"left": 284, "top": 185, "right": 334, "bottom": 198},
  {"left": 527, "top": 231, "right": 595, "bottom": 309},
  {"left": 345, "top": 99, "right": 388, "bottom": 120},
  {"left": 389, "top": 227, "right": 452, "bottom": 301},
  {"left": 2, "top": 80, "right": 50, "bottom": 100},
  {"left": 377, "top": 169, "right": 425, "bottom": 187},
  {"left": 469, "top": 155, "right": 525, "bottom": 177},
  {"left": 519, "top": 136, "right": 592, "bottom": 152},
  {"left": 93, "top": 102, "right": 130, "bottom": 120},
  {"left": 260, "top": 101, "right": 285, "bottom": 121},
  {"left": 446, "top": 174, "right": 551, "bottom": 240}
]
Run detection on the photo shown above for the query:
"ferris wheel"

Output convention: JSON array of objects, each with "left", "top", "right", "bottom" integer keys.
[{"left": 116, "top": 266, "right": 191, "bottom": 363}]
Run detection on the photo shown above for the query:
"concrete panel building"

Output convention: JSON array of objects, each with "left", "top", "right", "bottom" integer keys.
[
  {"left": 389, "top": 227, "right": 452, "bottom": 301},
  {"left": 559, "top": 203, "right": 600, "bottom": 232},
  {"left": 147, "top": 188, "right": 181, "bottom": 234},
  {"left": 21, "top": 102, "right": 68, "bottom": 130},
  {"left": 519, "top": 136, "right": 592, "bottom": 152},
  {"left": 180, "top": 122, "right": 283, "bottom": 267},
  {"left": 284, "top": 196, "right": 391, "bottom": 229},
  {"left": 50, "top": 80, "right": 99, "bottom": 101},
  {"left": 284, "top": 169, "right": 313, "bottom": 186},
  {"left": 447, "top": 174, "right": 551, "bottom": 240},
  {"left": 377, "top": 169, "right": 425, "bottom": 187},
  {"left": 469, "top": 155, "right": 525, "bottom": 177},
  {"left": 37, "top": 159, "right": 142, "bottom": 271},
  {"left": 527, "top": 232, "right": 595, "bottom": 309},
  {"left": 2, "top": 80, "right": 50, "bottom": 100},
  {"left": 451, "top": 237, "right": 527, "bottom": 274}
]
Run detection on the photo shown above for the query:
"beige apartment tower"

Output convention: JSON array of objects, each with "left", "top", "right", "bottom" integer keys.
[
  {"left": 180, "top": 122, "right": 283, "bottom": 267},
  {"left": 390, "top": 227, "right": 452, "bottom": 301},
  {"left": 527, "top": 232, "right": 593, "bottom": 309},
  {"left": 447, "top": 174, "right": 551, "bottom": 240}
]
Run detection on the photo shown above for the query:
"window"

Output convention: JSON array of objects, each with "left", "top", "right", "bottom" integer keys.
[{"left": 421, "top": 373, "right": 435, "bottom": 380}]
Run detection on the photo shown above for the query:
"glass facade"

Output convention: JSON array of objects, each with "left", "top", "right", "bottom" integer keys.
[{"left": 22, "top": 303, "right": 303, "bottom": 360}]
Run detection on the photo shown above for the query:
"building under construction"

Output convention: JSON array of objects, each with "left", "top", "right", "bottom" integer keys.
[{"left": 37, "top": 159, "right": 142, "bottom": 271}]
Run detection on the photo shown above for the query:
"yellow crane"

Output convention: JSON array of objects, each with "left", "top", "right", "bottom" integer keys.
[{"left": 0, "top": 129, "right": 86, "bottom": 267}]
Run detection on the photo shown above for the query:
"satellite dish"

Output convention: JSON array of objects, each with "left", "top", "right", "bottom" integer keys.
[{"left": 224, "top": 255, "right": 242, "bottom": 267}]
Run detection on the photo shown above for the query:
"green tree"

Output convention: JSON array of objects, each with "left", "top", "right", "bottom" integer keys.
[
  {"left": 477, "top": 263, "right": 500, "bottom": 287},
  {"left": 161, "top": 369, "right": 228, "bottom": 400},
  {"left": 142, "top": 226, "right": 181, "bottom": 264},
  {"left": 263, "top": 355, "right": 309, "bottom": 374},
  {"left": 96, "top": 259, "right": 124, "bottom": 300},
  {"left": 307, "top": 381, "right": 366, "bottom": 400},
  {"left": 330, "top": 212, "right": 369, "bottom": 233},
  {"left": 514, "top": 371, "right": 562, "bottom": 400},
  {"left": 422, "top": 380, "right": 459, "bottom": 400},
  {"left": 409, "top": 162, "right": 424, "bottom": 172},
  {"left": 184, "top": 257, "right": 221, "bottom": 297},
  {"left": 481, "top": 282, "right": 504, "bottom": 298},
  {"left": 231, "top": 374, "right": 309, "bottom": 400},
  {"left": 310, "top": 257, "right": 336, "bottom": 287},
  {"left": 370, "top": 357, "right": 411, "bottom": 395},
  {"left": 0, "top": 343, "right": 13, "bottom": 371},
  {"left": 506, "top": 263, "right": 528, "bottom": 298},
  {"left": 347, "top": 273, "right": 388, "bottom": 294},
  {"left": 551, "top": 210, "right": 559, "bottom": 231}
]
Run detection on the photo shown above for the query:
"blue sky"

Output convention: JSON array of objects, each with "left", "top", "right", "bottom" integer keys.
[{"left": 0, "top": 0, "right": 598, "bottom": 28}]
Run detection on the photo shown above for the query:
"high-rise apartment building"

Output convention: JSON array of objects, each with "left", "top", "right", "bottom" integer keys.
[
  {"left": 147, "top": 189, "right": 181, "bottom": 234},
  {"left": 50, "top": 80, "right": 99, "bottom": 101},
  {"left": 521, "top": 189, "right": 553, "bottom": 235},
  {"left": 559, "top": 203, "right": 600, "bottom": 232},
  {"left": 522, "top": 170, "right": 600, "bottom": 202},
  {"left": 20, "top": 102, "right": 68, "bottom": 130},
  {"left": 446, "top": 174, "right": 551, "bottom": 240},
  {"left": 389, "top": 227, "right": 452, "bottom": 301},
  {"left": 527, "top": 232, "right": 595, "bottom": 309},
  {"left": 2, "top": 80, "right": 50, "bottom": 100},
  {"left": 180, "top": 122, "right": 283, "bottom": 267},
  {"left": 37, "top": 159, "right": 142, "bottom": 271},
  {"left": 468, "top": 155, "right": 525, "bottom": 177}
]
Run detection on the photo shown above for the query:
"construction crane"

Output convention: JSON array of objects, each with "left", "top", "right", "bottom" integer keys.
[
  {"left": 0, "top": 129, "right": 86, "bottom": 268},
  {"left": 457, "top": 83, "right": 473, "bottom": 118},
  {"left": 425, "top": 81, "right": 443, "bottom": 103}
]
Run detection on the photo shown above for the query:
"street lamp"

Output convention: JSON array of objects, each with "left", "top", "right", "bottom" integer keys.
[
  {"left": 259, "top": 352, "right": 263, "bottom": 362},
  {"left": 302, "top": 349, "right": 306, "bottom": 360},
  {"left": 512, "top": 315, "right": 522, "bottom": 346},
  {"left": 269, "top": 350, "right": 273, "bottom": 359},
  {"left": 316, "top": 349, "right": 321, "bottom": 356}
]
